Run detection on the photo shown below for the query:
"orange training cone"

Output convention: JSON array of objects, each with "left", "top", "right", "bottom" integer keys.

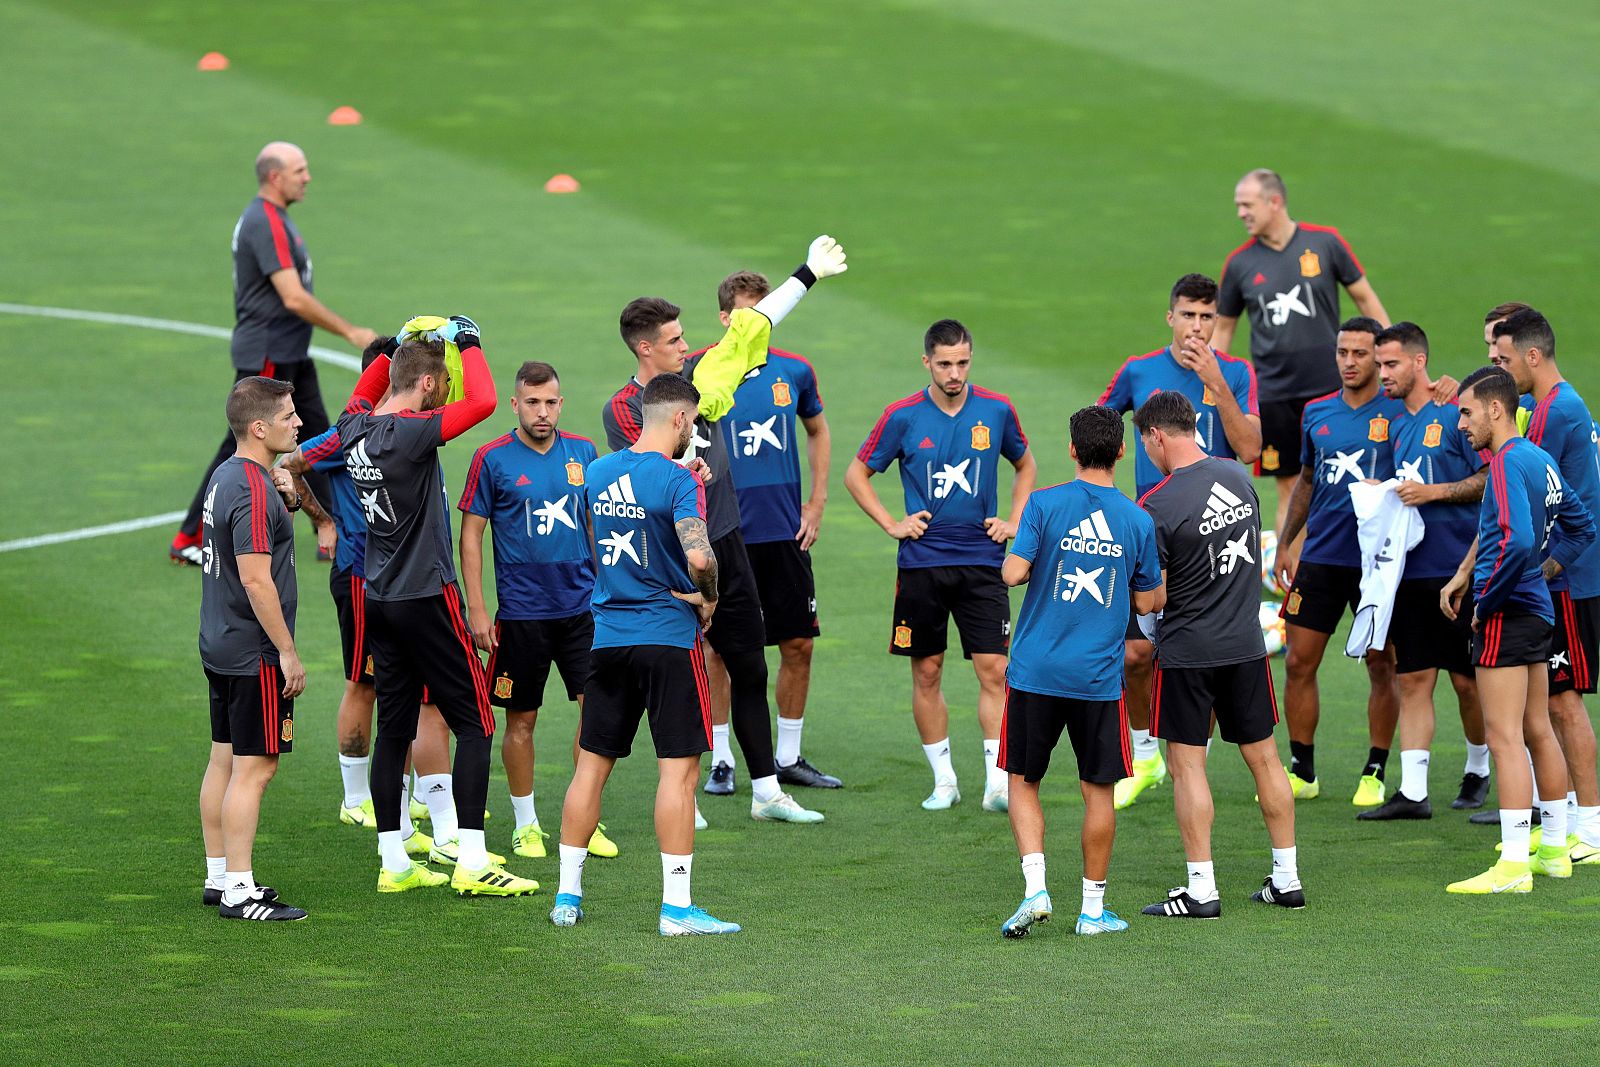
[
  {"left": 544, "top": 174, "right": 580, "bottom": 194},
  {"left": 198, "top": 52, "right": 229, "bottom": 71},
  {"left": 327, "top": 106, "right": 363, "bottom": 126}
]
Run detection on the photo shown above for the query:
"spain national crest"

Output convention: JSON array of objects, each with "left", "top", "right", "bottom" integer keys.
[
  {"left": 566, "top": 461, "right": 584, "bottom": 486},
  {"left": 893, "top": 623, "right": 912, "bottom": 649},
  {"left": 772, "top": 380, "right": 792, "bottom": 407},
  {"left": 1299, "top": 249, "right": 1321, "bottom": 278},
  {"left": 971, "top": 422, "right": 991, "bottom": 451},
  {"left": 1202, "top": 386, "right": 1216, "bottom": 406},
  {"left": 1424, "top": 423, "right": 1443, "bottom": 448},
  {"left": 494, "top": 674, "right": 514, "bottom": 700},
  {"left": 364, "top": 654, "right": 374, "bottom": 679},
  {"left": 1261, "top": 445, "right": 1280, "bottom": 472},
  {"left": 281, "top": 717, "right": 293, "bottom": 743},
  {"left": 1369, "top": 417, "right": 1390, "bottom": 443},
  {"left": 1287, "top": 591, "right": 1303, "bottom": 616}
]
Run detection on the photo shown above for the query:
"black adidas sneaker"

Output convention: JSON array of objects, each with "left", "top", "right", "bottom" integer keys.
[
  {"left": 1141, "top": 888, "right": 1221, "bottom": 919},
  {"left": 219, "top": 894, "right": 307, "bottom": 921},
  {"left": 1250, "top": 877, "right": 1306, "bottom": 909},
  {"left": 203, "top": 884, "right": 277, "bottom": 907}
]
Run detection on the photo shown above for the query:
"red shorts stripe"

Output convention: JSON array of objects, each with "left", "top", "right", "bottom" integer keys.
[
  {"left": 1150, "top": 661, "right": 1164, "bottom": 736},
  {"left": 1117, "top": 690, "right": 1131, "bottom": 777},
  {"left": 443, "top": 584, "right": 494, "bottom": 736},
  {"left": 349, "top": 574, "right": 366, "bottom": 683},
  {"left": 1264, "top": 658, "right": 1280, "bottom": 724},
  {"left": 997, "top": 685, "right": 1010, "bottom": 767},
  {"left": 689, "top": 637, "right": 712, "bottom": 747}
]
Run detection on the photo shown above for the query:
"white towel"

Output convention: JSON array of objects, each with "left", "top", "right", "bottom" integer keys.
[{"left": 1344, "top": 479, "right": 1425, "bottom": 658}]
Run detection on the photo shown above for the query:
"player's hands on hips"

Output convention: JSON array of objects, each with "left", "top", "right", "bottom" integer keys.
[
  {"left": 315, "top": 518, "right": 337, "bottom": 558},
  {"left": 887, "top": 510, "right": 932, "bottom": 540},
  {"left": 1275, "top": 540, "right": 1300, "bottom": 592},
  {"left": 1432, "top": 375, "right": 1460, "bottom": 404},
  {"left": 346, "top": 326, "right": 379, "bottom": 350},
  {"left": 439, "top": 315, "right": 482, "bottom": 349},
  {"left": 468, "top": 606, "right": 497, "bottom": 654},
  {"left": 984, "top": 516, "right": 1017, "bottom": 543},
  {"left": 1174, "top": 337, "right": 1223, "bottom": 386},
  {"left": 673, "top": 591, "right": 718, "bottom": 632},
  {"left": 1440, "top": 569, "right": 1469, "bottom": 621},
  {"left": 796, "top": 500, "right": 824, "bottom": 551},
  {"left": 805, "top": 235, "right": 848, "bottom": 279},
  {"left": 1543, "top": 558, "right": 1565, "bottom": 581},
  {"left": 279, "top": 649, "right": 306, "bottom": 699}
]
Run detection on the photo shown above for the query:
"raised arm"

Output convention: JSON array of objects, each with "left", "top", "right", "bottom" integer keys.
[{"left": 435, "top": 318, "right": 496, "bottom": 442}]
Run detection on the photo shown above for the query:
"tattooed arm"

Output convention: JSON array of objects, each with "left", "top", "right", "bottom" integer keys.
[{"left": 674, "top": 516, "right": 719, "bottom": 630}]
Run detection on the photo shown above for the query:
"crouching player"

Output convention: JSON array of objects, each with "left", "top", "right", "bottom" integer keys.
[{"left": 998, "top": 406, "right": 1164, "bottom": 938}]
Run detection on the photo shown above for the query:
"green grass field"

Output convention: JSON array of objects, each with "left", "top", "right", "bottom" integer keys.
[{"left": 4, "top": 2, "right": 1600, "bottom": 1063}]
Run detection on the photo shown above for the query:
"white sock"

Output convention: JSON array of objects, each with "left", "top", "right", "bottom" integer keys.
[
  {"left": 338, "top": 754, "right": 371, "bottom": 807},
  {"left": 378, "top": 830, "right": 409, "bottom": 873},
  {"left": 1021, "top": 852, "right": 1046, "bottom": 897},
  {"left": 1539, "top": 798, "right": 1569, "bottom": 848},
  {"left": 1567, "top": 790, "right": 1579, "bottom": 825},
  {"left": 983, "top": 739, "right": 1005, "bottom": 793},
  {"left": 1131, "top": 729, "right": 1158, "bottom": 762},
  {"left": 923, "top": 738, "right": 956, "bottom": 784},
  {"left": 1187, "top": 860, "right": 1217, "bottom": 901},
  {"left": 1399, "top": 749, "right": 1430, "bottom": 802},
  {"left": 711, "top": 724, "right": 735, "bottom": 768},
  {"left": 511, "top": 791, "right": 539, "bottom": 830},
  {"left": 457, "top": 827, "right": 489, "bottom": 870},
  {"left": 1271, "top": 846, "right": 1299, "bottom": 890},
  {"left": 1500, "top": 808, "right": 1533, "bottom": 866},
  {"left": 418, "top": 774, "right": 458, "bottom": 843},
  {"left": 205, "top": 856, "right": 226, "bottom": 887},
  {"left": 221, "top": 869, "right": 257, "bottom": 907},
  {"left": 662, "top": 852, "right": 693, "bottom": 908},
  {"left": 398, "top": 782, "right": 415, "bottom": 838},
  {"left": 1463, "top": 742, "right": 1491, "bottom": 776},
  {"left": 1577, "top": 805, "right": 1600, "bottom": 847},
  {"left": 750, "top": 774, "right": 782, "bottom": 804},
  {"left": 775, "top": 716, "right": 804, "bottom": 768},
  {"left": 558, "top": 843, "right": 587, "bottom": 898},
  {"left": 1081, "top": 876, "right": 1106, "bottom": 919}
]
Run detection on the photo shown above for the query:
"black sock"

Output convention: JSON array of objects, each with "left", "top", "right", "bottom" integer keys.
[
  {"left": 1289, "top": 741, "right": 1315, "bottom": 783},
  {"left": 1365, "top": 746, "right": 1390, "bottom": 780}
]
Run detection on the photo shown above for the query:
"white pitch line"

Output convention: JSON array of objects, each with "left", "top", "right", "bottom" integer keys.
[
  {"left": 0, "top": 303, "right": 362, "bottom": 553},
  {"left": 0, "top": 510, "right": 188, "bottom": 554},
  {"left": 0, "top": 302, "right": 362, "bottom": 371}
]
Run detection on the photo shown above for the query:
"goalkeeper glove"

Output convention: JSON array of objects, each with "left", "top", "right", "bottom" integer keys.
[
  {"left": 438, "top": 315, "right": 482, "bottom": 350},
  {"left": 805, "top": 234, "right": 847, "bottom": 279}
]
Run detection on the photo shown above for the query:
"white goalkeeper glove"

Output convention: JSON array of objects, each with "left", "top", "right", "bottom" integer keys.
[{"left": 805, "top": 234, "right": 848, "bottom": 279}]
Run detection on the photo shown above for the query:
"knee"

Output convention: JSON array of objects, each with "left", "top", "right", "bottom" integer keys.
[
  {"left": 911, "top": 658, "right": 943, "bottom": 690},
  {"left": 506, "top": 712, "right": 538, "bottom": 740},
  {"left": 1284, "top": 647, "right": 1317, "bottom": 681},
  {"left": 780, "top": 639, "right": 813, "bottom": 669},
  {"left": 1124, "top": 641, "right": 1153, "bottom": 672}
]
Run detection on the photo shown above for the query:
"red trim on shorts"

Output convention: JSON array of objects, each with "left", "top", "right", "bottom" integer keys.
[
  {"left": 1117, "top": 689, "right": 1131, "bottom": 777},
  {"left": 1483, "top": 613, "right": 1502, "bottom": 667},
  {"left": 1150, "top": 660, "right": 1164, "bottom": 736},
  {"left": 259, "top": 659, "right": 278, "bottom": 755},
  {"left": 443, "top": 583, "right": 494, "bottom": 737},
  {"left": 1561, "top": 591, "right": 1591, "bottom": 688},
  {"left": 263, "top": 202, "right": 294, "bottom": 271},
  {"left": 1263, "top": 657, "right": 1280, "bottom": 724},
  {"left": 997, "top": 685, "right": 1010, "bottom": 767},
  {"left": 486, "top": 619, "right": 502, "bottom": 679},
  {"left": 349, "top": 574, "right": 366, "bottom": 683},
  {"left": 690, "top": 637, "right": 713, "bottom": 747},
  {"left": 261, "top": 358, "right": 277, "bottom": 379}
]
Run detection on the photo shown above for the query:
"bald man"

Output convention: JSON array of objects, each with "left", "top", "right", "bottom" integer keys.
[{"left": 172, "top": 142, "right": 378, "bottom": 565}]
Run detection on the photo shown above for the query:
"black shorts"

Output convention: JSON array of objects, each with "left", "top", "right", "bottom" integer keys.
[
  {"left": 890, "top": 565, "right": 1011, "bottom": 659},
  {"left": 1000, "top": 687, "right": 1130, "bottom": 785},
  {"left": 330, "top": 569, "right": 375, "bottom": 685},
  {"left": 1152, "top": 658, "right": 1279, "bottom": 747},
  {"left": 1391, "top": 577, "right": 1472, "bottom": 676},
  {"left": 1473, "top": 609, "right": 1553, "bottom": 670},
  {"left": 580, "top": 643, "right": 712, "bottom": 759},
  {"left": 366, "top": 584, "right": 495, "bottom": 743},
  {"left": 746, "top": 539, "right": 821, "bottom": 644},
  {"left": 705, "top": 528, "right": 766, "bottom": 656},
  {"left": 1282, "top": 560, "right": 1361, "bottom": 635},
  {"left": 487, "top": 613, "right": 595, "bottom": 710},
  {"left": 1257, "top": 394, "right": 1318, "bottom": 477},
  {"left": 1550, "top": 592, "right": 1599, "bottom": 695},
  {"left": 207, "top": 662, "right": 295, "bottom": 756}
]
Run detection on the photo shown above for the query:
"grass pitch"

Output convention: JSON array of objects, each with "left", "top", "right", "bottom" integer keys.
[{"left": 3, "top": 2, "right": 1600, "bottom": 1064}]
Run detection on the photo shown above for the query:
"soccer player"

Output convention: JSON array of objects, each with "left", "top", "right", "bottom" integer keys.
[
  {"left": 198, "top": 376, "right": 308, "bottom": 920},
  {"left": 1273, "top": 317, "right": 1404, "bottom": 805},
  {"left": 1490, "top": 310, "right": 1600, "bottom": 861},
  {"left": 1098, "top": 272, "right": 1260, "bottom": 809},
  {"left": 552, "top": 372, "right": 736, "bottom": 935},
  {"left": 600, "top": 235, "right": 847, "bottom": 824},
  {"left": 1360, "top": 323, "right": 1491, "bottom": 818},
  {"left": 337, "top": 317, "right": 537, "bottom": 896},
  {"left": 459, "top": 360, "right": 620, "bottom": 860},
  {"left": 1213, "top": 168, "right": 1389, "bottom": 533},
  {"left": 844, "top": 319, "right": 1036, "bottom": 811},
  {"left": 172, "top": 142, "right": 377, "bottom": 565},
  {"left": 1133, "top": 391, "right": 1303, "bottom": 917},
  {"left": 1440, "top": 367, "right": 1594, "bottom": 893},
  {"left": 710, "top": 270, "right": 841, "bottom": 789},
  {"left": 998, "top": 406, "right": 1165, "bottom": 939}
]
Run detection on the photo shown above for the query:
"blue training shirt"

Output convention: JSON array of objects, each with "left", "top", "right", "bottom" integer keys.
[
  {"left": 1475, "top": 437, "right": 1595, "bottom": 622},
  {"left": 1299, "top": 389, "right": 1404, "bottom": 567},
  {"left": 1099, "top": 346, "right": 1258, "bottom": 497},
  {"left": 721, "top": 349, "right": 824, "bottom": 545},
  {"left": 857, "top": 385, "right": 1029, "bottom": 569},
  {"left": 1007, "top": 481, "right": 1162, "bottom": 700},
  {"left": 585, "top": 449, "right": 706, "bottom": 650},
  {"left": 301, "top": 426, "right": 367, "bottom": 578},
  {"left": 1390, "top": 400, "right": 1484, "bottom": 580},
  {"left": 458, "top": 429, "right": 598, "bottom": 620},
  {"left": 1526, "top": 383, "right": 1600, "bottom": 600}
]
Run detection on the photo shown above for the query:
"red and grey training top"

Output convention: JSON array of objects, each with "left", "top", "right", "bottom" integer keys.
[
  {"left": 230, "top": 196, "right": 314, "bottom": 372},
  {"left": 198, "top": 455, "right": 298, "bottom": 675}
]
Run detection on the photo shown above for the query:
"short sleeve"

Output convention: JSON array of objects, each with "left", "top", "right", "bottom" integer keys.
[
  {"left": 1009, "top": 496, "right": 1042, "bottom": 563},
  {"left": 458, "top": 447, "right": 497, "bottom": 517},
  {"left": 1229, "top": 361, "right": 1259, "bottom": 416},
  {"left": 1300, "top": 408, "right": 1316, "bottom": 470},
  {"left": 857, "top": 407, "right": 904, "bottom": 473},
  {"left": 302, "top": 427, "right": 344, "bottom": 473},
  {"left": 244, "top": 208, "right": 293, "bottom": 276},
  {"left": 1130, "top": 511, "right": 1163, "bottom": 591},
  {"left": 1000, "top": 401, "right": 1029, "bottom": 462},
  {"left": 671, "top": 467, "right": 706, "bottom": 523},
  {"left": 232, "top": 466, "right": 274, "bottom": 556},
  {"left": 1098, "top": 362, "right": 1134, "bottom": 412},
  {"left": 1328, "top": 230, "right": 1363, "bottom": 285},
  {"left": 602, "top": 396, "right": 640, "bottom": 451},
  {"left": 1217, "top": 252, "right": 1246, "bottom": 318},
  {"left": 796, "top": 363, "right": 823, "bottom": 419},
  {"left": 395, "top": 412, "right": 443, "bottom": 461}
]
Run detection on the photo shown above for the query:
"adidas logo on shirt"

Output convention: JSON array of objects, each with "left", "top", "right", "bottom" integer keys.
[
  {"left": 592, "top": 474, "right": 646, "bottom": 519},
  {"left": 1058, "top": 509, "right": 1124, "bottom": 557},
  {"left": 1545, "top": 465, "right": 1563, "bottom": 508},
  {"left": 1198, "top": 481, "right": 1253, "bottom": 535},
  {"left": 346, "top": 439, "right": 384, "bottom": 482}
]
